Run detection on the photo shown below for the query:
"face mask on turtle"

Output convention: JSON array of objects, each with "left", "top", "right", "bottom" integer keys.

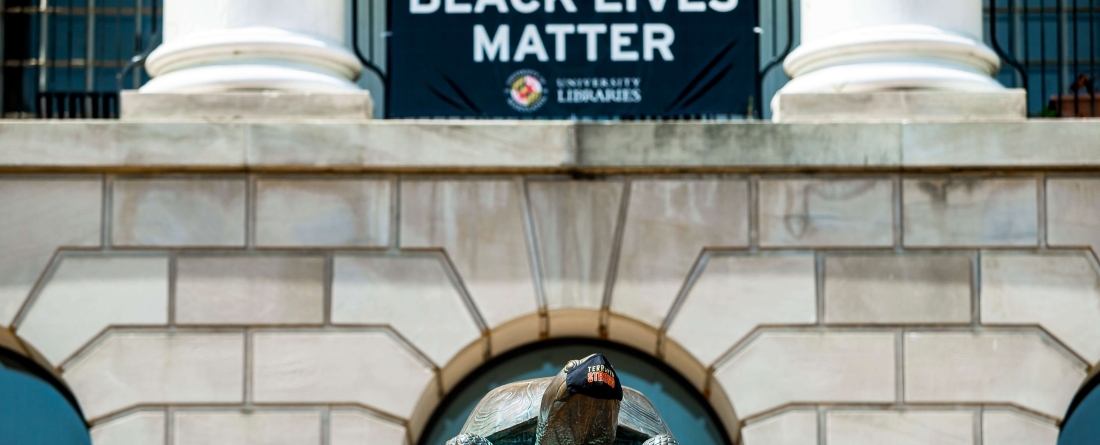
[
  {"left": 537, "top": 354, "right": 623, "bottom": 445},
  {"left": 564, "top": 354, "right": 624, "bottom": 401}
]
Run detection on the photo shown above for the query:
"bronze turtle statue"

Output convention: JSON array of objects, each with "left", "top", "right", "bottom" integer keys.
[{"left": 446, "top": 354, "right": 678, "bottom": 445}]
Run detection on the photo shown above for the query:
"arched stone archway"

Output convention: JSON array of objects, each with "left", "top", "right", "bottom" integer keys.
[
  {"left": 406, "top": 310, "right": 741, "bottom": 445},
  {"left": 414, "top": 337, "right": 736, "bottom": 445}
]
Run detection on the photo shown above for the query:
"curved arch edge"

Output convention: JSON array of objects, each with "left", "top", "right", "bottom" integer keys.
[
  {"left": 0, "top": 328, "right": 88, "bottom": 426},
  {"left": 410, "top": 310, "right": 741, "bottom": 445}
]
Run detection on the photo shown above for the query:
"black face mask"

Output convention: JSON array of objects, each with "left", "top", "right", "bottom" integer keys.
[{"left": 565, "top": 354, "right": 624, "bottom": 401}]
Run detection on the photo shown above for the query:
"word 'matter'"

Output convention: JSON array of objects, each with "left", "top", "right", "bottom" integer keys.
[{"left": 408, "top": 0, "right": 739, "bottom": 62}]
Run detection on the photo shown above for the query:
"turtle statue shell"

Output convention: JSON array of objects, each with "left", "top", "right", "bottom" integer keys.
[{"left": 445, "top": 354, "right": 678, "bottom": 445}]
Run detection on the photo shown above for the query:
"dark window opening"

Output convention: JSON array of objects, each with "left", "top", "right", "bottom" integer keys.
[
  {"left": 0, "top": 0, "right": 160, "bottom": 118},
  {"left": 0, "top": 345, "right": 91, "bottom": 445},
  {"left": 1060, "top": 369, "right": 1100, "bottom": 445}
]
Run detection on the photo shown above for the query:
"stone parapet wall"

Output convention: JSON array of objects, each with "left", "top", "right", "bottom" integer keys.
[
  {"left": 2, "top": 120, "right": 1100, "bottom": 171},
  {"left": 2, "top": 169, "right": 1098, "bottom": 445}
]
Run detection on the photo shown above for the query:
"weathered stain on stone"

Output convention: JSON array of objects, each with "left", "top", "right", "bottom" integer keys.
[
  {"left": 781, "top": 181, "right": 881, "bottom": 240},
  {"left": 914, "top": 178, "right": 981, "bottom": 207}
]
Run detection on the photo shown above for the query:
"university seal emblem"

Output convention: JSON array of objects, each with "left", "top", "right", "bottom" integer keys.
[{"left": 506, "top": 70, "right": 547, "bottom": 112}]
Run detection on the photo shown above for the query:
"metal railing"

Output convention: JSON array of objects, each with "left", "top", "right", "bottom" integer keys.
[
  {"left": 0, "top": 0, "right": 159, "bottom": 118},
  {"left": 987, "top": 0, "right": 1099, "bottom": 117},
  {"left": 755, "top": 0, "right": 797, "bottom": 119}
]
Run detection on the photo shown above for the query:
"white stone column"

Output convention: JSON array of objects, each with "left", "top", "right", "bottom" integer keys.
[
  {"left": 139, "top": 0, "right": 362, "bottom": 93},
  {"left": 772, "top": 0, "right": 1024, "bottom": 121}
]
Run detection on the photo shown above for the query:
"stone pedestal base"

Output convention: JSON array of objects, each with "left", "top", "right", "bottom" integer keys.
[
  {"left": 772, "top": 90, "right": 1026, "bottom": 122},
  {"left": 120, "top": 91, "right": 374, "bottom": 120}
]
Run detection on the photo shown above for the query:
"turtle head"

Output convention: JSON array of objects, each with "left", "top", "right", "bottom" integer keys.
[{"left": 537, "top": 353, "right": 622, "bottom": 445}]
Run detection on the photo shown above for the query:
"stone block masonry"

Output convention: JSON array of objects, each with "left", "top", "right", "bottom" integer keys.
[{"left": 1, "top": 120, "right": 1099, "bottom": 445}]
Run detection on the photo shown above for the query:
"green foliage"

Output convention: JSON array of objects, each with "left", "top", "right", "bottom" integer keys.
[{"left": 1037, "top": 106, "right": 1059, "bottom": 118}]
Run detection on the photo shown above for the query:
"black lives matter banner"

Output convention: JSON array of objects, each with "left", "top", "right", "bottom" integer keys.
[{"left": 388, "top": 0, "right": 758, "bottom": 118}]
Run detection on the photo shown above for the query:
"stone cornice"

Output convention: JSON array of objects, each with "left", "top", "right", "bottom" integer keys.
[{"left": 0, "top": 120, "right": 1098, "bottom": 173}]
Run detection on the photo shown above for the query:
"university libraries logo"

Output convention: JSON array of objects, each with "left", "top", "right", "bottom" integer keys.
[{"left": 505, "top": 69, "right": 547, "bottom": 112}]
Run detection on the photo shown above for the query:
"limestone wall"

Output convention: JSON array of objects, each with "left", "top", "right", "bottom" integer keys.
[{"left": 2, "top": 171, "right": 1097, "bottom": 445}]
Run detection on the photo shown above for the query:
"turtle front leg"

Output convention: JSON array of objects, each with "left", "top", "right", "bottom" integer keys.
[
  {"left": 642, "top": 434, "right": 678, "bottom": 445},
  {"left": 446, "top": 433, "right": 493, "bottom": 445}
]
